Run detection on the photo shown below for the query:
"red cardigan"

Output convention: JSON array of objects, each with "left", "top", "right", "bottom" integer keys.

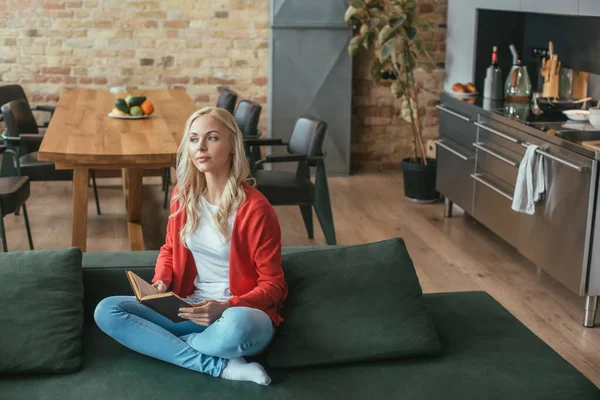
[{"left": 152, "top": 181, "right": 288, "bottom": 327}]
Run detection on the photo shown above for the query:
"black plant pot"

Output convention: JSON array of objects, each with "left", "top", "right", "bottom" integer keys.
[{"left": 401, "top": 157, "right": 439, "bottom": 203}]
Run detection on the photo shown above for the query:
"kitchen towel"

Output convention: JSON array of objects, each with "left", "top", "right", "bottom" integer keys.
[{"left": 512, "top": 144, "right": 546, "bottom": 215}]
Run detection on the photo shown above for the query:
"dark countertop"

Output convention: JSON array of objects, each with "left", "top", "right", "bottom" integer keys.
[{"left": 440, "top": 92, "right": 600, "bottom": 160}]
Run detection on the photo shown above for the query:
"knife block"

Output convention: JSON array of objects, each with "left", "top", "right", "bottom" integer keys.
[{"left": 543, "top": 79, "right": 559, "bottom": 98}]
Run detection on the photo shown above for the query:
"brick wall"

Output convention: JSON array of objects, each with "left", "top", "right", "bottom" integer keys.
[
  {"left": 351, "top": 0, "right": 448, "bottom": 172},
  {"left": 0, "top": 0, "right": 269, "bottom": 129},
  {"left": 1, "top": 0, "right": 447, "bottom": 172}
]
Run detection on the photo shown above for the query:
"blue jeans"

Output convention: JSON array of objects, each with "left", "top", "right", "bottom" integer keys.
[{"left": 94, "top": 296, "right": 275, "bottom": 377}]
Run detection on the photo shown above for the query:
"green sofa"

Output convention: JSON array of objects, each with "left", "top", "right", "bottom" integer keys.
[{"left": 1, "top": 247, "right": 599, "bottom": 400}]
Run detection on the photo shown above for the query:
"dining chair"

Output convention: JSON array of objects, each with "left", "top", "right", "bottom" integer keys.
[
  {"left": 245, "top": 116, "right": 336, "bottom": 245},
  {"left": 0, "top": 142, "right": 33, "bottom": 251},
  {"left": 216, "top": 88, "right": 238, "bottom": 114},
  {"left": 234, "top": 99, "right": 263, "bottom": 169},
  {"left": 1, "top": 99, "right": 102, "bottom": 215},
  {"left": 0, "top": 84, "right": 54, "bottom": 128}
]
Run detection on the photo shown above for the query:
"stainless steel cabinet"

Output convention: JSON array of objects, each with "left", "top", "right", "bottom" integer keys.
[
  {"left": 472, "top": 117, "right": 595, "bottom": 295},
  {"left": 471, "top": 172, "right": 522, "bottom": 249},
  {"left": 516, "top": 139, "right": 595, "bottom": 295},
  {"left": 437, "top": 103, "right": 477, "bottom": 149},
  {"left": 435, "top": 96, "right": 479, "bottom": 215},
  {"left": 435, "top": 139, "right": 475, "bottom": 214}
]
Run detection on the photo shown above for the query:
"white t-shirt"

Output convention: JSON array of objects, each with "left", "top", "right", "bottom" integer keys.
[{"left": 185, "top": 196, "right": 236, "bottom": 302}]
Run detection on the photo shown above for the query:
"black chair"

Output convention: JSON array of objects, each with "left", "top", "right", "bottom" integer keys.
[
  {"left": 1, "top": 99, "right": 101, "bottom": 215},
  {"left": 216, "top": 88, "right": 238, "bottom": 114},
  {"left": 246, "top": 116, "right": 336, "bottom": 245},
  {"left": 234, "top": 100, "right": 263, "bottom": 166},
  {"left": 0, "top": 84, "right": 54, "bottom": 128},
  {"left": 0, "top": 143, "right": 33, "bottom": 251}
]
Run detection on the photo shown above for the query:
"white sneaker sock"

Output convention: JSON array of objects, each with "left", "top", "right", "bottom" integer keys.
[{"left": 220, "top": 357, "right": 271, "bottom": 386}]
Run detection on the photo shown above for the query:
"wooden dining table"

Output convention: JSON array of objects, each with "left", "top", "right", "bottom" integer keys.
[{"left": 38, "top": 87, "right": 197, "bottom": 251}]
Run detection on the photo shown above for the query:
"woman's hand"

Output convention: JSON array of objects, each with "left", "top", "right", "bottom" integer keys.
[
  {"left": 152, "top": 280, "right": 167, "bottom": 294},
  {"left": 179, "top": 300, "right": 230, "bottom": 326}
]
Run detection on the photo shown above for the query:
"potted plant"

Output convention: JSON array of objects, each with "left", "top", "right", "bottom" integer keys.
[{"left": 345, "top": 0, "right": 439, "bottom": 202}]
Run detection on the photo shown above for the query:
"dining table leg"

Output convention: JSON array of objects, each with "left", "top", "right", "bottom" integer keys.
[
  {"left": 127, "top": 168, "right": 145, "bottom": 251},
  {"left": 72, "top": 167, "right": 89, "bottom": 252}
]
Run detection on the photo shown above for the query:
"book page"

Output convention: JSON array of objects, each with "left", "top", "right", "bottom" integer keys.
[{"left": 127, "top": 271, "right": 159, "bottom": 299}]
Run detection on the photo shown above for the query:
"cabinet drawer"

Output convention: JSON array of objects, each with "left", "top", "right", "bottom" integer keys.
[
  {"left": 474, "top": 142, "right": 520, "bottom": 188},
  {"left": 435, "top": 138, "right": 475, "bottom": 214},
  {"left": 437, "top": 104, "right": 477, "bottom": 149},
  {"left": 472, "top": 172, "right": 521, "bottom": 249},
  {"left": 475, "top": 116, "right": 527, "bottom": 157}
]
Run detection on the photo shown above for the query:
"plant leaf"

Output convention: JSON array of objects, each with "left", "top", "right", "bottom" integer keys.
[
  {"left": 368, "top": 8, "right": 389, "bottom": 26},
  {"left": 413, "top": 35, "right": 425, "bottom": 54},
  {"left": 378, "top": 25, "right": 393, "bottom": 44},
  {"left": 348, "top": 35, "right": 364, "bottom": 56},
  {"left": 345, "top": 6, "right": 366, "bottom": 25},
  {"left": 405, "top": 26, "right": 417, "bottom": 39},
  {"left": 390, "top": 13, "right": 407, "bottom": 28},
  {"left": 406, "top": 70, "right": 415, "bottom": 86},
  {"left": 349, "top": 0, "right": 366, "bottom": 8},
  {"left": 363, "top": 31, "right": 376, "bottom": 49},
  {"left": 380, "top": 38, "right": 398, "bottom": 62},
  {"left": 391, "top": 80, "right": 405, "bottom": 98},
  {"left": 415, "top": 19, "right": 433, "bottom": 32},
  {"left": 371, "top": 58, "right": 383, "bottom": 81},
  {"left": 401, "top": 95, "right": 418, "bottom": 123}
]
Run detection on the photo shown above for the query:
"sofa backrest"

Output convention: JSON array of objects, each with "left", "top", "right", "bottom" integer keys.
[
  {"left": 81, "top": 246, "right": 329, "bottom": 323},
  {"left": 82, "top": 251, "right": 159, "bottom": 323}
]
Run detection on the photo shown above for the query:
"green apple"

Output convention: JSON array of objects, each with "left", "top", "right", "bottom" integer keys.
[{"left": 130, "top": 106, "right": 143, "bottom": 116}]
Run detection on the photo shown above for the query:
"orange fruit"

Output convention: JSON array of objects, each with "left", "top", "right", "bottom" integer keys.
[{"left": 141, "top": 100, "right": 154, "bottom": 115}]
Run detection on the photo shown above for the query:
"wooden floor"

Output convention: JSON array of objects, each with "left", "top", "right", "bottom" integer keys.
[{"left": 3, "top": 172, "right": 600, "bottom": 387}]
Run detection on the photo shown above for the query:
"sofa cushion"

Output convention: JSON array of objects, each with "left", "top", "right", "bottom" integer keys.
[
  {"left": 2, "top": 292, "right": 598, "bottom": 400},
  {"left": 265, "top": 238, "right": 442, "bottom": 368},
  {"left": 0, "top": 247, "right": 83, "bottom": 374}
]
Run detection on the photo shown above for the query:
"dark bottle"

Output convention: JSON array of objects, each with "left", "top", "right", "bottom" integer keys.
[{"left": 483, "top": 46, "right": 503, "bottom": 100}]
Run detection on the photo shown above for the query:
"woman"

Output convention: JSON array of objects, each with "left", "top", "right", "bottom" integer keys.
[{"left": 94, "top": 107, "right": 288, "bottom": 386}]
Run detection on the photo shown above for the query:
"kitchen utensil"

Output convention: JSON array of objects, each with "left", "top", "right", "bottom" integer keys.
[
  {"left": 572, "top": 96, "right": 592, "bottom": 104},
  {"left": 537, "top": 97, "right": 589, "bottom": 113},
  {"left": 562, "top": 109, "right": 590, "bottom": 121},
  {"left": 590, "top": 108, "right": 600, "bottom": 128},
  {"left": 504, "top": 45, "right": 531, "bottom": 102},
  {"left": 542, "top": 41, "right": 560, "bottom": 98},
  {"left": 571, "top": 71, "right": 590, "bottom": 99}
]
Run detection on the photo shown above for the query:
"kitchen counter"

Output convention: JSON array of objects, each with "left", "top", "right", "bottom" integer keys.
[
  {"left": 440, "top": 92, "right": 600, "bottom": 160},
  {"left": 436, "top": 92, "right": 600, "bottom": 328}
]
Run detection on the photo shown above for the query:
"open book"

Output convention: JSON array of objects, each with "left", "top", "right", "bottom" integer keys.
[{"left": 126, "top": 271, "right": 193, "bottom": 323}]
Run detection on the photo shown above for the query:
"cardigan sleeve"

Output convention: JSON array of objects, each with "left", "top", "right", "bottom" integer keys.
[
  {"left": 228, "top": 204, "right": 288, "bottom": 310},
  {"left": 152, "top": 187, "right": 179, "bottom": 287}
]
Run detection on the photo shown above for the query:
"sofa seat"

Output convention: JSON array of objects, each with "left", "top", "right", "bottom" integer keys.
[{"left": 1, "top": 291, "right": 597, "bottom": 400}]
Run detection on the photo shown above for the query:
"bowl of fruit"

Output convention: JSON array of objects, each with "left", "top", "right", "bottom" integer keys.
[{"left": 109, "top": 94, "right": 154, "bottom": 119}]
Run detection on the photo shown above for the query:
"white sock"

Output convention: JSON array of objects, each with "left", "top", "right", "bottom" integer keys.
[{"left": 220, "top": 357, "right": 271, "bottom": 386}]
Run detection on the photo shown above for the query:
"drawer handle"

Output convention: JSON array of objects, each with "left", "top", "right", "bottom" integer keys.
[
  {"left": 436, "top": 105, "right": 470, "bottom": 122},
  {"left": 434, "top": 139, "right": 471, "bottom": 161},
  {"left": 471, "top": 173, "right": 514, "bottom": 201},
  {"left": 473, "top": 143, "right": 518, "bottom": 167},
  {"left": 521, "top": 143, "right": 588, "bottom": 172},
  {"left": 474, "top": 122, "right": 521, "bottom": 144}
]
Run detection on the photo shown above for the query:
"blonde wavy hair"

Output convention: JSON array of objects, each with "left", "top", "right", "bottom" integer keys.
[{"left": 171, "top": 107, "right": 251, "bottom": 245}]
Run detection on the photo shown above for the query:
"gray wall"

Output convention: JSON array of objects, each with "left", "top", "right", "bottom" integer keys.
[{"left": 268, "top": 0, "right": 352, "bottom": 176}]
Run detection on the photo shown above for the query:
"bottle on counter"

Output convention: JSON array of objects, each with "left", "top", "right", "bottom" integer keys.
[{"left": 483, "top": 46, "right": 503, "bottom": 100}]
